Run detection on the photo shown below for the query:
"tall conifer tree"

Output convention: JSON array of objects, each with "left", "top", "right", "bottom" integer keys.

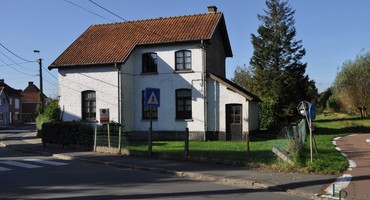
[{"left": 249, "top": 0, "right": 311, "bottom": 115}]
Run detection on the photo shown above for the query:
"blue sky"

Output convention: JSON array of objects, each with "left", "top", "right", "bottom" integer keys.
[{"left": 1, "top": 0, "right": 369, "bottom": 98}]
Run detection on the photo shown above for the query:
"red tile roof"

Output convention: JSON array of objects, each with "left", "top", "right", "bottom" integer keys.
[
  {"left": 49, "top": 12, "right": 231, "bottom": 69},
  {"left": 21, "top": 82, "right": 46, "bottom": 103}
]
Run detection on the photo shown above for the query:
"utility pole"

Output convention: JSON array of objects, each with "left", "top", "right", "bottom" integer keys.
[{"left": 34, "top": 50, "right": 44, "bottom": 113}]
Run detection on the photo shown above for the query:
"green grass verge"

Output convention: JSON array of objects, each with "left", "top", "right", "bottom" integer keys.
[
  {"left": 304, "top": 113, "right": 370, "bottom": 174},
  {"left": 96, "top": 113, "right": 370, "bottom": 174}
]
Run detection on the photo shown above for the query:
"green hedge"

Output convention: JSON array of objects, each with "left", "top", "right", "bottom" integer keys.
[
  {"left": 41, "top": 121, "right": 94, "bottom": 149},
  {"left": 36, "top": 100, "right": 61, "bottom": 138}
]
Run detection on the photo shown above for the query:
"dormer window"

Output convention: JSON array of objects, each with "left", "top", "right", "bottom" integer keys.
[
  {"left": 175, "top": 50, "right": 191, "bottom": 71},
  {"left": 142, "top": 53, "right": 158, "bottom": 73}
]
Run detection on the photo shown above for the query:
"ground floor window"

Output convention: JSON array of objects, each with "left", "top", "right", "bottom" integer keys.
[
  {"left": 176, "top": 89, "right": 192, "bottom": 119},
  {"left": 0, "top": 112, "right": 3, "bottom": 122},
  {"left": 15, "top": 112, "right": 20, "bottom": 121},
  {"left": 82, "top": 90, "right": 96, "bottom": 121}
]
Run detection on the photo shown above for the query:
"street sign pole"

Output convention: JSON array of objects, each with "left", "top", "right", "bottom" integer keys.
[
  {"left": 297, "top": 101, "right": 316, "bottom": 163},
  {"left": 145, "top": 88, "right": 160, "bottom": 157},
  {"left": 309, "top": 116, "right": 313, "bottom": 163},
  {"left": 148, "top": 106, "right": 153, "bottom": 156}
]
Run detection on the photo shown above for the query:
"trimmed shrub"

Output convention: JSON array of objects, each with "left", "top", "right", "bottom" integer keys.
[
  {"left": 36, "top": 100, "right": 61, "bottom": 137},
  {"left": 41, "top": 121, "right": 94, "bottom": 149}
]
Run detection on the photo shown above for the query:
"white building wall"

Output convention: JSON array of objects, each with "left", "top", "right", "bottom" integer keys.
[
  {"left": 121, "top": 44, "right": 205, "bottom": 133},
  {"left": 58, "top": 66, "right": 119, "bottom": 123},
  {"left": 207, "top": 78, "right": 256, "bottom": 133},
  {"left": 121, "top": 57, "right": 135, "bottom": 131}
]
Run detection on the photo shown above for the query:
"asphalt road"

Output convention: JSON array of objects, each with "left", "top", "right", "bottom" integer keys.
[{"left": 0, "top": 145, "right": 308, "bottom": 200}]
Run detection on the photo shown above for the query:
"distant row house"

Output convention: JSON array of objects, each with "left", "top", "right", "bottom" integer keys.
[{"left": 0, "top": 79, "right": 45, "bottom": 126}]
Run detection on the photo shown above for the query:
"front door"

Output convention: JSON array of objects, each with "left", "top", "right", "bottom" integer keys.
[{"left": 226, "top": 104, "right": 242, "bottom": 141}]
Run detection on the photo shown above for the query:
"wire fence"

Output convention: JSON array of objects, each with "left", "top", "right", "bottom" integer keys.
[
  {"left": 274, "top": 119, "right": 307, "bottom": 163},
  {"left": 93, "top": 119, "right": 308, "bottom": 164}
]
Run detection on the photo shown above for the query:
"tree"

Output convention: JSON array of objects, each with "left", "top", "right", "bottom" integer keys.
[
  {"left": 232, "top": 64, "right": 254, "bottom": 90},
  {"left": 318, "top": 87, "right": 333, "bottom": 110},
  {"left": 248, "top": 0, "right": 314, "bottom": 122},
  {"left": 333, "top": 51, "right": 370, "bottom": 117}
]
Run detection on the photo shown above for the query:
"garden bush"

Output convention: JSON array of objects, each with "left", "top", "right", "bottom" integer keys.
[
  {"left": 36, "top": 100, "right": 61, "bottom": 137},
  {"left": 41, "top": 121, "right": 94, "bottom": 149}
]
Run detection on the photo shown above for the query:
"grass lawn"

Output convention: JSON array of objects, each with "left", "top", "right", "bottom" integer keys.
[
  {"left": 305, "top": 113, "right": 370, "bottom": 174},
  {"left": 97, "top": 113, "right": 370, "bottom": 174}
]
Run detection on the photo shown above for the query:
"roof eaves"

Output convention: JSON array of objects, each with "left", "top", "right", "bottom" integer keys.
[
  {"left": 48, "top": 61, "right": 124, "bottom": 70},
  {"left": 208, "top": 73, "right": 260, "bottom": 102}
]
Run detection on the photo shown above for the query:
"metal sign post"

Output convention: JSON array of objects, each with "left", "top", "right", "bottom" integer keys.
[
  {"left": 297, "top": 101, "right": 317, "bottom": 163},
  {"left": 145, "top": 88, "right": 160, "bottom": 156}
]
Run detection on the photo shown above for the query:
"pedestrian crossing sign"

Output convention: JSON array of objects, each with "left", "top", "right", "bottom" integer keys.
[{"left": 145, "top": 88, "right": 160, "bottom": 107}]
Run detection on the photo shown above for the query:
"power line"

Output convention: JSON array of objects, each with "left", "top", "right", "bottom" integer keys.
[
  {"left": 0, "top": 58, "right": 37, "bottom": 76},
  {"left": 88, "top": 0, "right": 171, "bottom": 41},
  {"left": 0, "top": 42, "right": 33, "bottom": 62},
  {"left": 64, "top": 0, "right": 115, "bottom": 22},
  {"left": 0, "top": 61, "right": 34, "bottom": 67},
  {"left": 88, "top": 0, "right": 127, "bottom": 22},
  {"left": 0, "top": 49, "right": 37, "bottom": 73}
]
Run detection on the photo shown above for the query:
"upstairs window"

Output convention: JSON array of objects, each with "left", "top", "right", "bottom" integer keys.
[
  {"left": 15, "top": 98, "right": 20, "bottom": 109},
  {"left": 175, "top": 50, "right": 191, "bottom": 71},
  {"left": 142, "top": 53, "right": 158, "bottom": 73},
  {"left": 176, "top": 89, "right": 192, "bottom": 119},
  {"left": 82, "top": 91, "right": 96, "bottom": 121}
]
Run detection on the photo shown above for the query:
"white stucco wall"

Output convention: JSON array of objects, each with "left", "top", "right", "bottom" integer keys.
[
  {"left": 121, "top": 44, "right": 205, "bottom": 132},
  {"left": 56, "top": 43, "right": 259, "bottom": 138},
  {"left": 207, "top": 78, "right": 259, "bottom": 133},
  {"left": 58, "top": 66, "right": 119, "bottom": 123}
]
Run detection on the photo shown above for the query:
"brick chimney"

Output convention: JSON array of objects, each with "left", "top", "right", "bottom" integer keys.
[
  {"left": 208, "top": 5, "right": 218, "bottom": 13},
  {"left": 0, "top": 79, "right": 4, "bottom": 83},
  {"left": 28, "top": 81, "right": 34, "bottom": 86}
]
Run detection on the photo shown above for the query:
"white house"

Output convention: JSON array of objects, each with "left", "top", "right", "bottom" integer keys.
[{"left": 49, "top": 6, "right": 260, "bottom": 141}]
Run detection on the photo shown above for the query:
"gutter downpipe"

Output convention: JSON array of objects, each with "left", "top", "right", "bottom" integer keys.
[
  {"left": 115, "top": 63, "right": 121, "bottom": 124},
  {"left": 201, "top": 39, "right": 208, "bottom": 141}
]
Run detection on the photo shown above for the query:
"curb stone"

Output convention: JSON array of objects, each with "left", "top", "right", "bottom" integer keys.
[{"left": 0, "top": 133, "right": 324, "bottom": 199}]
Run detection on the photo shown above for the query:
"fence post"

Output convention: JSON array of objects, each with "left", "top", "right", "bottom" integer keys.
[
  {"left": 118, "top": 126, "right": 122, "bottom": 153},
  {"left": 107, "top": 123, "right": 111, "bottom": 147},
  {"left": 94, "top": 125, "right": 97, "bottom": 151},
  {"left": 246, "top": 132, "right": 250, "bottom": 159},
  {"left": 184, "top": 127, "right": 189, "bottom": 160}
]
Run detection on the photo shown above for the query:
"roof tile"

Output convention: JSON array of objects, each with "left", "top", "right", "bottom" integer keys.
[{"left": 49, "top": 12, "right": 224, "bottom": 68}]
